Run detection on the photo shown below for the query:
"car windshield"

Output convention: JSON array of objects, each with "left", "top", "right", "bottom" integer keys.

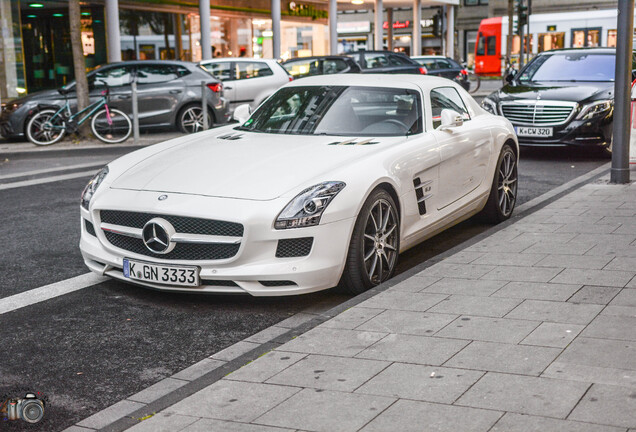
[
  {"left": 518, "top": 52, "right": 615, "bottom": 82},
  {"left": 236, "top": 85, "right": 423, "bottom": 136}
]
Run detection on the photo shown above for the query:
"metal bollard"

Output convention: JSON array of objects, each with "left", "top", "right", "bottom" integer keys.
[
  {"left": 131, "top": 80, "right": 140, "bottom": 145},
  {"left": 201, "top": 81, "right": 208, "bottom": 131}
]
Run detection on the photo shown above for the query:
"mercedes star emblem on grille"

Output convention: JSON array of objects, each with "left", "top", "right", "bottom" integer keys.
[{"left": 142, "top": 218, "right": 176, "bottom": 254}]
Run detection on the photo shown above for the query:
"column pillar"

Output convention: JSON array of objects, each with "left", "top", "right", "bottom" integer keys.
[
  {"left": 199, "top": 0, "right": 212, "bottom": 60},
  {"left": 386, "top": 8, "right": 393, "bottom": 51},
  {"left": 374, "top": 0, "right": 383, "bottom": 50},
  {"left": 446, "top": 4, "right": 454, "bottom": 59},
  {"left": 412, "top": 0, "right": 421, "bottom": 56},
  {"left": 272, "top": 0, "right": 281, "bottom": 58},
  {"left": 105, "top": 0, "right": 121, "bottom": 63},
  {"left": 329, "top": 0, "right": 338, "bottom": 54}
]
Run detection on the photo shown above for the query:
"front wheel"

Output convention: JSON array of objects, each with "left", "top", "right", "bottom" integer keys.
[
  {"left": 178, "top": 105, "right": 213, "bottom": 134},
  {"left": 91, "top": 108, "right": 132, "bottom": 144},
  {"left": 338, "top": 189, "right": 400, "bottom": 295},
  {"left": 26, "top": 109, "right": 66, "bottom": 146},
  {"left": 478, "top": 143, "right": 518, "bottom": 223}
]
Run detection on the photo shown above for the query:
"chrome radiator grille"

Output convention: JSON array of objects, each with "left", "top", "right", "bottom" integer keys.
[{"left": 500, "top": 101, "right": 576, "bottom": 126}]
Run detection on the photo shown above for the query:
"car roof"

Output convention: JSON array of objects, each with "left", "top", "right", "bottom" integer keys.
[
  {"left": 285, "top": 73, "right": 457, "bottom": 90},
  {"left": 200, "top": 58, "right": 279, "bottom": 64},
  {"left": 282, "top": 56, "right": 354, "bottom": 63},
  {"left": 537, "top": 47, "right": 616, "bottom": 55},
  {"left": 412, "top": 55, "right": 450, "bottom": 60},
  {"left": 99, "top": 60, "right": 196, "bottom": 68}
]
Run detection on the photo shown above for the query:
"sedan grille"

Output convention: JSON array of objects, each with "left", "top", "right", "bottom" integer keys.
[
  {"left": 99, "top": 210, "right": 243, "bottom": 261},
  {"left": 500, "top": 101, "right": 576, "bottom": 126},
  {"left": 100, "top": 210, "right": 243, "bottom": 237}
]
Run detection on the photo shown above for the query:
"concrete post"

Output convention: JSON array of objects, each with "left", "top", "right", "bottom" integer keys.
[
  {"left": 105, "top": 0, "right": 121, "bottom": 63},
  {"left": 131, "top": 80, "right": 139, "bottom": 145},
  {"left": 199, "top": 0, "right": 212, "bottom": 60},
  {"left": 445, "top": 4, "right": 454, "bottom": 59},
  {"left": 272, "top": 0, "right": 281, "bottom": 58},
  {"left": 611, "top": 0, "right": 634, "bottom": 183},
  {"left": 374, "top": 0, "right": 383, "bottom": 50},
  {"left": 386, "top": 8, "right": 393, "bottom": 51},
  {"left": 412, "top": 0, "right": 421, "bottom": 56},
  {"left": 329, "top": 0, "right": 338, "bottom": 54},
  {"left": 201, "top": 81, "right": 209, "bottom": 130}
]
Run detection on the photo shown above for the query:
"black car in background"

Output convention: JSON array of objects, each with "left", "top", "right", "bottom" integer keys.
[
  {"left": 481, "top": 48, "right": 616, "bottom": 154},
  {"left": 281, "top": 56, "right": 361, "bottom": 79},
  {"left": 411, "top": 55, "right": 470, "bottom": 91},
  {"left": 346, "top": 50, "right": 427, "bottom": 75},
  {"left": 0, "top": 60, "right": 229, "bottom": 140}
]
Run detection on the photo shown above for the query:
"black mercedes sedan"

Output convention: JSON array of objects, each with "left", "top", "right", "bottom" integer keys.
[{"left": 481, "top": 48, "right": 617, "bottom": 154}]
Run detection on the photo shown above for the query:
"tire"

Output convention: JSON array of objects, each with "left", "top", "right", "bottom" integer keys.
[
  {"left": 26, "top": 109, "right": 66, "bottom": 146},
  {"left": 337, "top": 189, "right": 400, "bottom": 295},
  {"left": 91, "top": 108, "right": 132, "bottom": 144},
  {"left": 178, "top": 104, "right": 213, "bottom": 134},
  {"left": 478, "top": 143, "right": 518, "bottom": 223}
]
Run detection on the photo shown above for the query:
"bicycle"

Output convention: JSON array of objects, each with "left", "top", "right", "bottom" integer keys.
[
  {"left": 460, "top": 62, "right": 481, "bottom": 94},
  {"left": 26, "top": 85, "right": 132, "bottom": 146}
]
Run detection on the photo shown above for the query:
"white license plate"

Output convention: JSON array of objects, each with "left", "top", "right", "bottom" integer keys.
[
  {"left": 515, "top": 126, "right": 553, "bottom": 137},
  {"left": 123, "top": 259, "right": 200, "bottom": 287}
]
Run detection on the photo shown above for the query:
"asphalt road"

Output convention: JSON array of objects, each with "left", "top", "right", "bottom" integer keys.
[{"left": 0, "top": 142, "right": 609, "bottom": 431}]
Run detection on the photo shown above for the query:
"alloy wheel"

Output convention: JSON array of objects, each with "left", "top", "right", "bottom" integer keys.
[
  {"left": 362, "top": 198, "right": 399, "bottom": 285},
  {"left": 497, "top": 149, "right": 517, "bottom": 217},
  {"left": 180, "top": 107, "right": 210, "bottom": 133}
]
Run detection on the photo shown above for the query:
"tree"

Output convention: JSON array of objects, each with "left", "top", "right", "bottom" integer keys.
[{"left": 69, "top": 0, "right": 90, "bottom": 136}]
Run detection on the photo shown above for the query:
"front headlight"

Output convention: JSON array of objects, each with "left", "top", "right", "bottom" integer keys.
[
  {"left": 481, "top": 98, "right": 497, "bottom": 115},
  {"left": 81, "top": 166, "right": 109, "bottom": 210},
  {"left": 275, "top": 181, "right": 346, "bottom": 229},
  {"left": 576, "top": 100, "right": 613, "bottom": 120}
]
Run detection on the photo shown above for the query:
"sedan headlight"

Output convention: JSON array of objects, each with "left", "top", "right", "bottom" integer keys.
[
  {"left": 81, "top": 166, "right": 109, "bottom": 210},
  {"left": 275, "top": 181, "right": 346, "bottom": 229},
  {"left": 576, "top": 100, "right": 613, "bottom": 120},
  {"left": 481, "top": 98, "right": 497, "bottom": 115}
]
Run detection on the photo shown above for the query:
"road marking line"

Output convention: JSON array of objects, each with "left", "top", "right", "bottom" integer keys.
[
  {"left": 0, "top": 161, "right": 108, "bottom": 180},
  {"left": 0, "top": 169, "right": 98, "bottom": 191},
  {"left": 0, "top": 273, "right": 105, "bottom": 315}
]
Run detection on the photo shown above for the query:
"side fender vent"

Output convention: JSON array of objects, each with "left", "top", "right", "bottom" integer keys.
[
  {"left": 413, "top": 177, "right": 433, "bottom": 215},
  {"left": 217, "top": 133, "right": 244, "bottom": 140}
]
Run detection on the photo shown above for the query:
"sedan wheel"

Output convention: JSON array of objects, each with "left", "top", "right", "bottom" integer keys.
[
  {"left": 179, "top": 105, "right": 212, "bottom": 134},
  {"left": 479, "top": 143, "right": 517, "bottom": 223},
  {"left": 338, "top": 189, "right": 399, "bottom": 294}
]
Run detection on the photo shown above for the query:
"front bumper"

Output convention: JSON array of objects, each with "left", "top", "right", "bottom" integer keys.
[{"left": 79, "top": 188, "right": 355, "bottom": 296}]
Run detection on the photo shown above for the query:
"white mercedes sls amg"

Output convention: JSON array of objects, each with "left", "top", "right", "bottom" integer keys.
[{"left": 79, "top": 74, "right": 518, "bottom": 296}]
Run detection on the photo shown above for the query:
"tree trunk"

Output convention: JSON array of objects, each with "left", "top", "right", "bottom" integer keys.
[
  {"left": 163, "top": 14, "right": 171, "bottom": 59},
  {"left": 69, "top": 0, "right": 90, "bottom": 137}
]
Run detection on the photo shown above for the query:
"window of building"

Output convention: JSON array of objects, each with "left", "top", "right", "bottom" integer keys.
[
  {"left": 608, "top": 29, "right": 617, "bottom": 47},
  {"left": 465, "top": 30, "right": 478, "bottom": 68},
  {"left": 464, "top": 0, "right": 488, "bottom": 5},
  {"left": 571, "top": 27, "right": 601, "bottom": 48},
  {"left": 538, "top": 33, "right": 565, "bottom": 53}
]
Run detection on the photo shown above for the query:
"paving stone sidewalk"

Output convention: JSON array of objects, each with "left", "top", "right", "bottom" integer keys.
[{"left": 85, "top": 176, "right": 636, "bottom": 432}]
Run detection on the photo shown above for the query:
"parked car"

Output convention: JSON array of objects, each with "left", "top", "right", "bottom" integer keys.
[
  {"left": 199, "top": 58, "right": 291, "bottom": 114},
  {"left": 281, "top": 56, "right": 361, "bottom": 79},
  {"left": 346, "top": 50, "right": 427, "bottom": 75},
  {"left": 79, "top": 74, "right": 518, "bottom": 296},
  {"left": 412, "top": 55, "right": 470, "bottom": 91},
  {"left": 481, "top": 48, "right": 617, "bottom": 154},
  {"left": 0, "top": 60, "right": 229, "bottom": 140}
]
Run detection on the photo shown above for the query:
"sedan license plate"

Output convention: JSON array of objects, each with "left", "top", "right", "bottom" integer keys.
[
  {"left": 123, "top": 259, "right": 200, "bottom": 287},
  {"left": 515, "top": 126, "right": 553, "bottom": 137}
]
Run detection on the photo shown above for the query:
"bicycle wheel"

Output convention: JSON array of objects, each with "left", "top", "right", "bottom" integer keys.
[
  {"left": 91, "top": 108, "right": 132, "bottom": 144},
  {"left": 467, "top": 72, "right": 481, "bottom": 94},
  {"left": 26, "top": 109, "right": 66, "bottom": 146}
]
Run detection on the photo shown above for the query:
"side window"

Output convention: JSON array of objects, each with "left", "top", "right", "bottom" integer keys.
[
  {"left": 430, "top": 87, "right": 470, "bottom": 129},
  {"left": 284, "top": 59, "right": 319, "bottom": 78},
  {"left": 323, "top": 59, "right": 348, "bottom": 74},
  {"left": 201, "top": 62, "right": 234, "bottom": 81},
  {"left": 476, "top": 33, "right": 485, "bottom": 56},
  {"left": 237, "top": 62, "right": 274, "bottom": 80},
  {"left": 419, "top": 59, "right": 437, "bottom": 70},
  {"left": 364, "top": 53, "right": 389, "bottom": 69},
  {"left": 91, "top": 66, "right": 133, "bottom": 87},
  {"left": 136, "top": 65, "right": 178, "bottom": 84},
  {"left": 486, "top": 36, "right": 497, "bottom": 55},
  {"left": 176, "top": 66, "right": 191, "bottom": 77},
  {"left": 435, "top": 59, "right": 453, "bottom": 69},
  {"left": 388, "top": 54, "right": 411, "bottom": 65}
]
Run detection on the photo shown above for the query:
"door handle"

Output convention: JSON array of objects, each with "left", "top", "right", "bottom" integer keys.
[
  {"left": 169, "top": 90, "right": 182, "bottom": 94},
  {"left": 224, "top": 86, "right": 233, "bottom": 90},
  {"left": 117, "top": 95, "right": 131, "bottom": 99}
]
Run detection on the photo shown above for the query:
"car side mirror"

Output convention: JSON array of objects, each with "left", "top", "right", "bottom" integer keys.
[
  {"left": 504, "top": 69, "right": 517, "bottom": 84},
  {"left": 233, "top": 104, "right": 252, "bottom": 124},
  {"left": 438, "top": 109, "right": 464, "bottom": 131}
]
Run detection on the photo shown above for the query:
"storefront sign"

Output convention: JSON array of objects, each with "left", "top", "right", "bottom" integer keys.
[
  {"left": 337, "top": 21, "right": 371, "bottom": 34},
  {"left": 383, "top": 20, "right": 411, "bottom": 30},
  {"left": 547, "top": 25, "right": 557, "bottom": 31},
  {"left": 288, "top": 2, "right": 328, "bottom": 20}
]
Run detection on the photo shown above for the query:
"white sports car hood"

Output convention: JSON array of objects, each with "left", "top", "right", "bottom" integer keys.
[{"left": 110, "top": 131, "right": 399, "bottom": 201}]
